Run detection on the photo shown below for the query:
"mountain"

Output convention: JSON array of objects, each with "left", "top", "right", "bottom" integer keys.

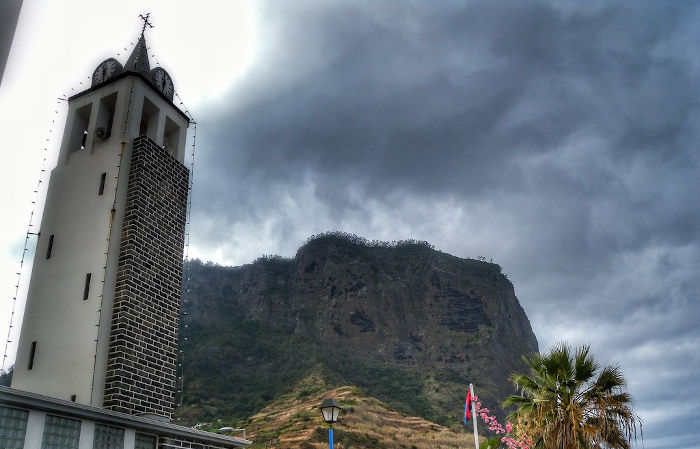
[
  {"left": 176, "top": 232, "right": 538, "bottom": 430},
  {"left": 0, "top": 367, "right": 11, "bottom": 387}
]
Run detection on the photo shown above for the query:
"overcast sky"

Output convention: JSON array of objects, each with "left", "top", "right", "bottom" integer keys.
[{"left": 1, "top": 1, "right": 698, "bottom": 447}]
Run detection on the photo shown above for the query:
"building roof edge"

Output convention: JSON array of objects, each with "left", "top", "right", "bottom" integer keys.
[{"left": 0, "top": 386, "right": 251, "bottom": 447}]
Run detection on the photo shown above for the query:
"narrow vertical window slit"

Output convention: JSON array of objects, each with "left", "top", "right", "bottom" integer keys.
[
  {"left": 46, "top": 235, "right": 54, "bottom": 259},
  {"left": 28, "top": 341, "right": 36, "bottom": 370},
  {"left": 99, "top": 172, "right": 106, "bottom": 195},
  {"left": 84, "top": 273, "right": 92, "bottom": 300}
]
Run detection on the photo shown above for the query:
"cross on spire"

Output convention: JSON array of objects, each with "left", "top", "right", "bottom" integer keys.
[
  {"left": 139, "top": 13, "right": 154, "bottom": 37},
  {"left": 126, "top": 14, "right": 153, "bottom": 74}
]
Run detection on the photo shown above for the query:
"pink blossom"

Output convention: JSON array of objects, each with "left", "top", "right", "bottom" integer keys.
[{"left": 472, "top": 399, "right": 531, "bottom": 449}]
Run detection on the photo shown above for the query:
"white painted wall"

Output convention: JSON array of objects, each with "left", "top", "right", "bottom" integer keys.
[
  {"left": 24, "top": 410, "right": 46, "bottom": 448},
  {"left": 124, "top": 428, "right": 136, "bottom": 449},
  {"left": 78, "top": 420, "right": 95, "bottom": 449}
]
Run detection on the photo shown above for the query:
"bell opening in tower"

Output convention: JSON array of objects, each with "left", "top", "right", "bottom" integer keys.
[
  {"left": 163, "top": 116, "right": 181, "bottom": 157},
  {"left": 138, "top": 97, "right": 159, "bottom": 140},
  {"left": 68, "top": 104, "right": 92, "bottom": 153},
  {"left": 96, "top": 92, "right": 118, "bottom": 142}
]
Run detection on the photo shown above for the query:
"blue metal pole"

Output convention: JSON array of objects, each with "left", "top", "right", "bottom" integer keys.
[{"left": 329, "top": 428, "right": 334, "bottom": 449}]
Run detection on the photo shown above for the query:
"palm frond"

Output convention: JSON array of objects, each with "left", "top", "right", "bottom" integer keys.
[{"left": 506, "top": 343, "right": 641, "bottom": 449}]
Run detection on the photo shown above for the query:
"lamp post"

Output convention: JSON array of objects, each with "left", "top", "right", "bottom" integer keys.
[{"left": 320, "top": 398, "right": 342, "bottom": 449}]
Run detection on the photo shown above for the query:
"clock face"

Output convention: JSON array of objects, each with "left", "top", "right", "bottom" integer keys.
[
  {"left": 92, "top": 58, "right": 123, "bottom": 86},
  {"left": 151, "top": 67, "right": 174, "bottom": 101}
]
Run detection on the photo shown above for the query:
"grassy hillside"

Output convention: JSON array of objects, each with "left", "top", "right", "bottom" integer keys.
[{"left": 226, "top": 370, "right": 481, "bottom": 449}]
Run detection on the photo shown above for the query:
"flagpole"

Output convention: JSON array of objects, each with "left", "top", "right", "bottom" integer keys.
[{"left": 470, "top": 383, "right": 479, "bottom": 449}]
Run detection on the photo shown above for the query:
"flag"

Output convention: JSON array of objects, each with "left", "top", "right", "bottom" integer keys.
[
  {"left": 468, "top": 383, "right": 479, "bottom": 449},
  {"left": 464, "top": 389, "right": 472, "bottom": 424}
]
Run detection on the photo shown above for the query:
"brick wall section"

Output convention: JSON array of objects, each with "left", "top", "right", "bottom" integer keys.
[{"left": 103, "top": 135, "right": 189, "bottom": 418}]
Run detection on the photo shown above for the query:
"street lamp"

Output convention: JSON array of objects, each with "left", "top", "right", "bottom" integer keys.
[{"left": 320, "top": 398, "right": 342, "bottom": 449}]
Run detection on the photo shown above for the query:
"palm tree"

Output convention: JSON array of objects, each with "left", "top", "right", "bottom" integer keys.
[{"left": 504, "top": 343, "right": 641, "bottom": 449}]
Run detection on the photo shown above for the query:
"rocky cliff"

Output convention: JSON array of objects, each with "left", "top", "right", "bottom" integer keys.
[{"left": 178, "top": 233, "right": 538, "bottom": 427}]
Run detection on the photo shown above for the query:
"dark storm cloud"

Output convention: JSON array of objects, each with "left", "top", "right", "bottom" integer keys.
[
  {"left": 199, "top": 1, "right": 697, "bottom": 221},
  {"left": 188, "top": 2, "right": 700, "bottom": 447}
]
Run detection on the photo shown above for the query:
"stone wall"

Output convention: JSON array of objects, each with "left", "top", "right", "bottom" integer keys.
[{"left": 103, "top": 135, "right": 189, "bottom": 418}]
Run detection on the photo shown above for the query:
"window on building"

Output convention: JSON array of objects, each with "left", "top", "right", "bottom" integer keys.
[
  {"left": 96, "top": 92, "right": 118, "bottom": 141},
  {"left": 93, "top": 423, "right": 124, "bottom": 449},
  {"left": 41, "top": 415, "right": 80, "bottom": 449},
  {"left": 70, "top": 395, "right": 76, "bottom": 402},
  {"left": 99, "top": 173, "right": 106, "bottom": 195},
  {"left": 135, "top": 433, "right": 156, "bottom": 449},
  {"left": 163, "top": 116, "right": 181, "bottom": 157},
  {"left": 68, "top": 103, "right": 92, "bottom": 153},
  {"left": 27, "top": 341, "right": 36, "bottom": 370},
  {"left": 0, "top": 406, "right": 29, "bottom": 449},
  {"left": 83, "top": 273, "right": 91, "bottom": 300},
  {"left": 138, "top": 97, "right": 159, "bottom": 139},
  {"left": 46, "top": 235, "right": 54, "bottom": 259}
]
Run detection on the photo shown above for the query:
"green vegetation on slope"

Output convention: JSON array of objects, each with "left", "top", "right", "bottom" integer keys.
[
  {"left": 179, "top": 318, "right": 458, "bottom": 427},
  {"left": 180, "top": 320, "right": 321, "bottom": 423},
  {"left": 0, "top": 367, "right": 12, "bottom": 387}
]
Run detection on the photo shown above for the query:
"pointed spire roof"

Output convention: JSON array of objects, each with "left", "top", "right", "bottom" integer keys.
[{"left": 125, "top": 34, "right": 151, "bottom": 75}]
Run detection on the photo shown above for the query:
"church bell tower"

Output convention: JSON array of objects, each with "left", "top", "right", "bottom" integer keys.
[{"left": 11, "top": 19, "right": 190, "bottom": 421}]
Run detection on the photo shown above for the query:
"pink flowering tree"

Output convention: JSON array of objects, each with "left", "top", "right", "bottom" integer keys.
[{"left": 471, "top": 395, "right": 532, "bottom": 449}]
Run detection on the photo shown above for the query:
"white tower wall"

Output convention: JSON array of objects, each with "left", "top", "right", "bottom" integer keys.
[{"left": 12, "top": 73, "right": 189, "bottom": 412}]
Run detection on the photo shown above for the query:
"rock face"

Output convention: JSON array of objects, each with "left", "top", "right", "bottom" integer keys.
[{"left": 180, "top": 233, "right": 538, "bottom": 426}]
